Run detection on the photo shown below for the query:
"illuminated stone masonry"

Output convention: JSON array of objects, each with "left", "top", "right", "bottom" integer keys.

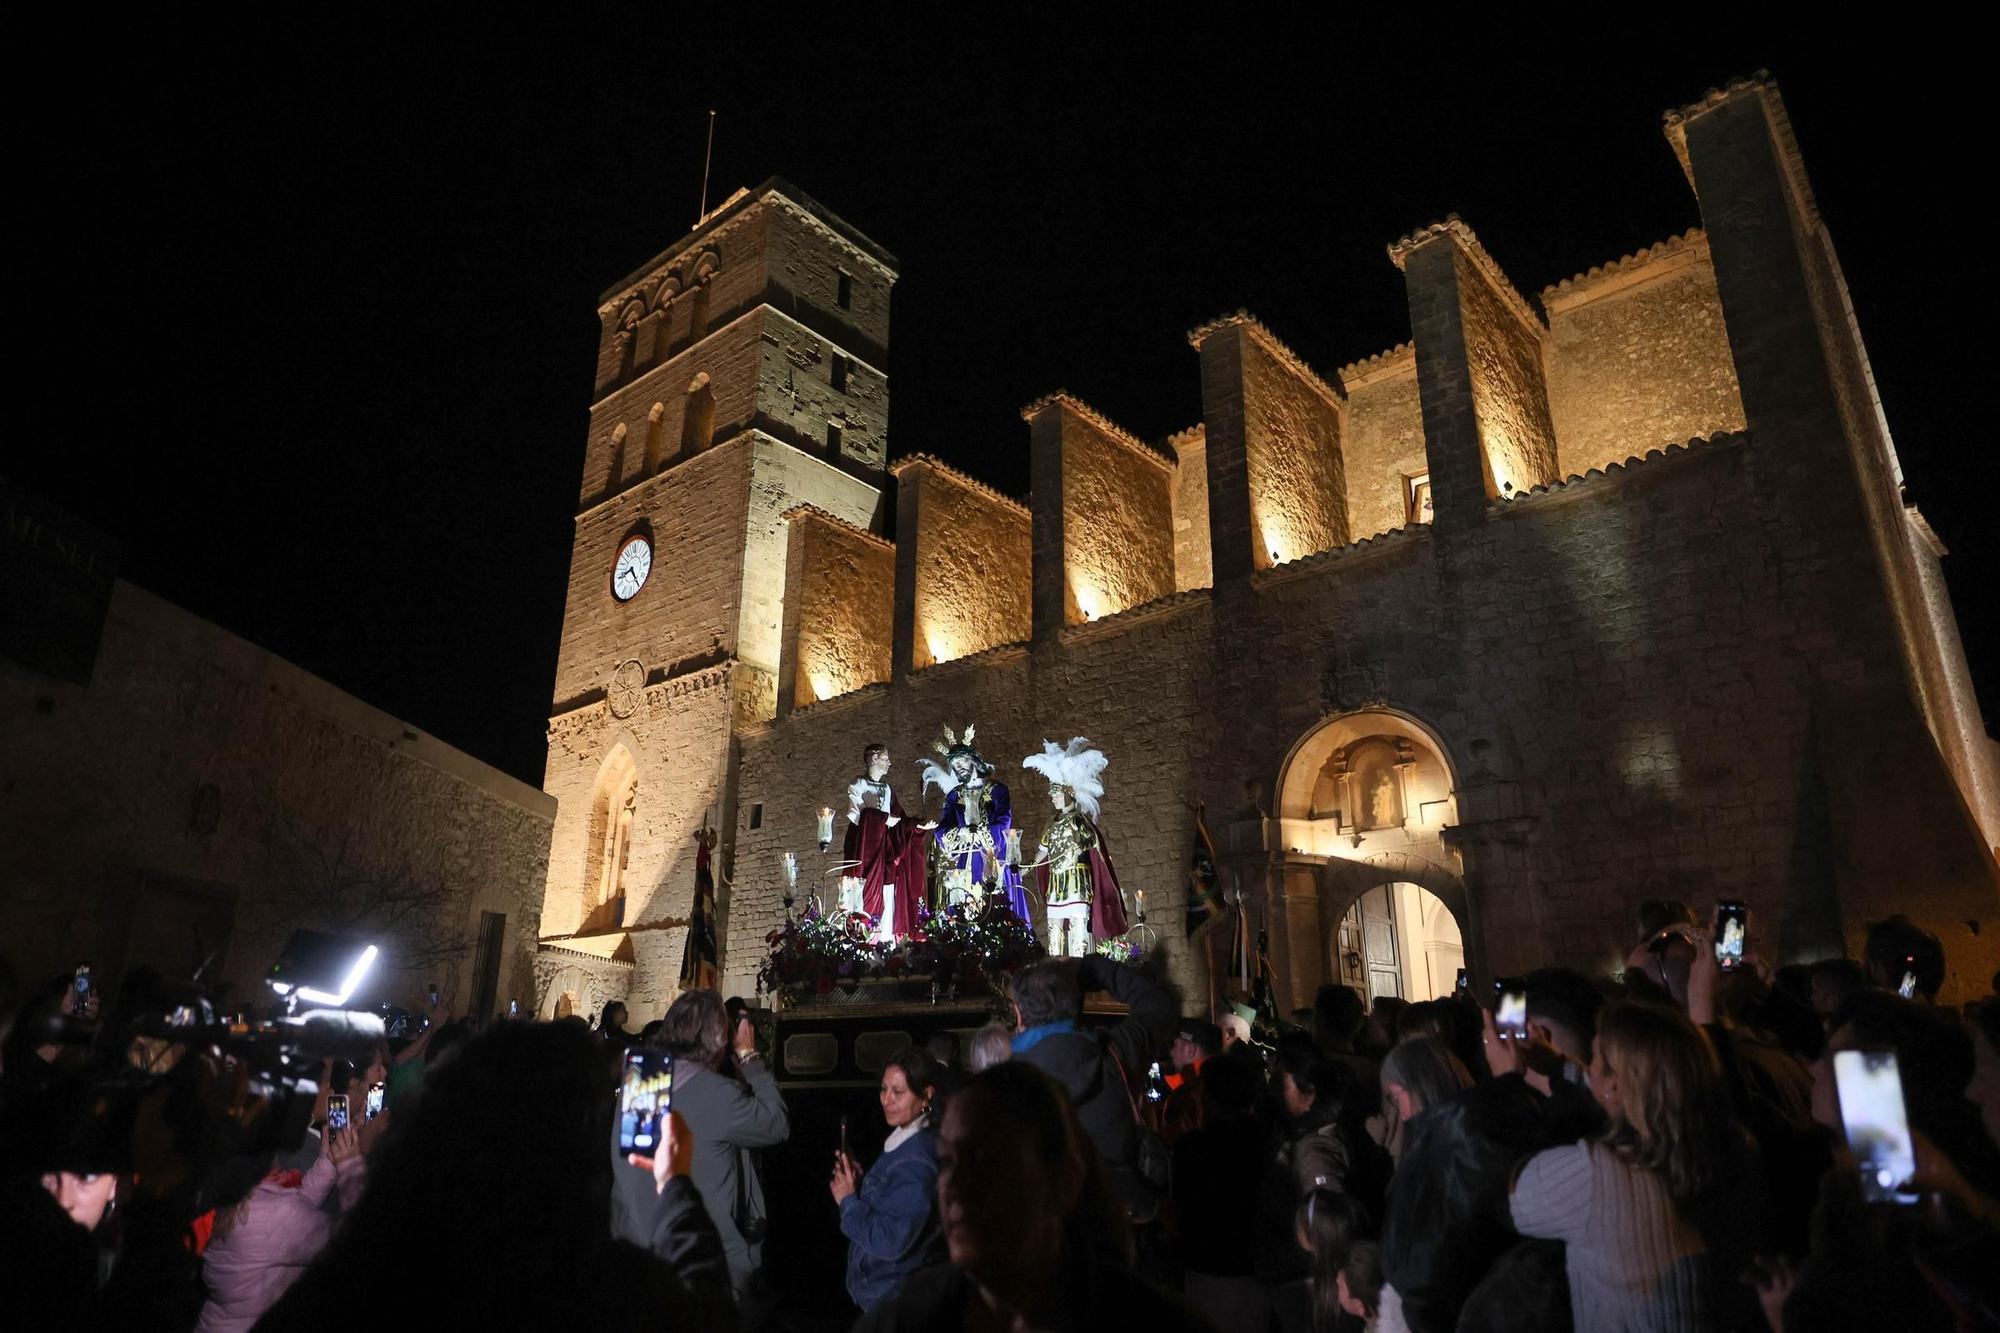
[{"left": 537, "top": 83, "right": 2000, "bottom": 1020}]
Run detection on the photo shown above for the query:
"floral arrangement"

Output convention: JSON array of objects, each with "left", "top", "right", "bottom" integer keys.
[
  {"left": 908, "top": 898, "right": 1045, "bottom": 990},
  {"left": 757, "top": 905, "right": 901, "bottom": 999},
  {"left": 1093, "top": 935, "right": 1143, "bottom": 963},
  {"left": 759, "top": 896, "right": 1046, "bottom": 1004}
]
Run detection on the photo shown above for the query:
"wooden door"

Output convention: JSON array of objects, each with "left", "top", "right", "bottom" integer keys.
[{"left": 1359, "top": 884, "right": 1401, "bottom": 1003}]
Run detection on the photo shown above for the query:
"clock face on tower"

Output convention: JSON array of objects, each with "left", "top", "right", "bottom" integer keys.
[{"left": 611, "top": 535, "right": 652, "bottom": 601}]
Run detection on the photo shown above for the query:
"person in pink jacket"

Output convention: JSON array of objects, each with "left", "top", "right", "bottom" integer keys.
[{"left": 195, "top": 1124, "right": 365, "bottom": 1333}]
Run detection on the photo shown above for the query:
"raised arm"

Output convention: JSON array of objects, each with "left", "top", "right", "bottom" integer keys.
[
  {"left": 1077, "top": 954, "right": 1176, "bottom": 1081},
  {"left": 720, "top": 1054, "right": 791, "bottom": 1149}
]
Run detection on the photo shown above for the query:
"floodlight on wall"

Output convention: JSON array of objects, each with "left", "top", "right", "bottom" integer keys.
[{"left": 266, "top": 930, "right": 380, "bottom": 1010}]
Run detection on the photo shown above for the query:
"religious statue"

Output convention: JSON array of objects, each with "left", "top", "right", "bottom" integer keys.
[
  {"left": 921, "top": 724, "right": 1031, "bottom": 923},
  {"left": 1022, "top": 737, "right": 1130, "bottom": 957},
  {"left": 839, "top": 742, "right": 929, "bottom": 941}
]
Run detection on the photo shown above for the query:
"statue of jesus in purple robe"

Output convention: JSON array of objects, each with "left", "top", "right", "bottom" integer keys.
[{"left": 921, "top": 724, "right": 1032, "bottom": 925}]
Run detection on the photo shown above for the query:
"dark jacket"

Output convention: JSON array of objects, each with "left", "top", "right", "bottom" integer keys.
[
  {"left": 1012, "top": 956, "right": 1177, "bottom": 1212},
  {"left": 1251, "top": 1100, "right": 1349, "bottom": 1284},
  {"left": 841, "top": 1126, "right": 944, "bottom": 1311},
  {"left": 621, "top": 1055, "right": 789, "bottom": 1288},
  {"left": 1380, "top": 1075, "right": 1571, "bottom": 1333}
]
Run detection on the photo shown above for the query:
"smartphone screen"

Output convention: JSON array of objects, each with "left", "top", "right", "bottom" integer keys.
[
  {"left": 365, "top": 1083, "right": 385, "bottom": 1121},
  {"left": 1898, "top": 962, "right": 1917, "bottom": 999},
  {"left": 1496, "top": 989, "right": 1528, "bottom": 1042},
  {"left": 509, "top": 998, "right": 520, "bottom": 1018},
  {"left": 1146, "top": 1061, "right": 1164, "bottom": 1102},
  {"left": 326, "top": 1094, "right": 350, "bottom": 1132},
  {"left": 1715, "top": 902, "right": 1747, "bottom": 972},
  {"left": 73, "top": 964, "right": 91, "bottom": 1003},
  {"left": 428, "top": 983, "right": 439, "bottom": 1008},
  {"left": 1833, "top": 1049, "right": 1919, "bottom": 1204},
  {"left": 1455, "top": 967, "right": 1469, "bottom": 995},
  {"left": 617, "top": 1049, "right": 673, "bottom": 1155}
]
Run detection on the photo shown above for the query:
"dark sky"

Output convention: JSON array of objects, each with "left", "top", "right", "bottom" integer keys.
[{"left": 26, "top": 17, "right": 1996, "bottom": 786}]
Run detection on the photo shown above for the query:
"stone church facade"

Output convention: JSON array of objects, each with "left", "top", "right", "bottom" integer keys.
[{"left": 534, "top": 75, "right": 2000, "bottom": 1020}]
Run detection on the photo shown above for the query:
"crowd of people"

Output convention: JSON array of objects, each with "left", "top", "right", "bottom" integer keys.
[{"left": 4, "top": 905, "right": 1998, "bottom": 1331}]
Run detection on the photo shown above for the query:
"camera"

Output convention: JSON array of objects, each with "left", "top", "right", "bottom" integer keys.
[{"left": 25, "top": 930, "right": 388, "bottom": 1217}]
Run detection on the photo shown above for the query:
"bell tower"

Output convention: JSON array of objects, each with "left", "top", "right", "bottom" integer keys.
[{"left": 535, "top": 180, "right": 898, "bottom": 1020}]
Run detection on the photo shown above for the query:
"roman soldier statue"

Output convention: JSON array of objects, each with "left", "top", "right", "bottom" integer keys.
[
  {"left": 1022, "top": 737, "right": 1130, "bottom": 957},
  {"left": 921, "top": 724, "right": 1031, "bottom": 924},
  {"left": 840, "top": 742, "right": 930, "bottom": 941}
]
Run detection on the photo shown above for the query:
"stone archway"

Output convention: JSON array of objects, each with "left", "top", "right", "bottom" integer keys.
[
  {"left": 1323, "top": 851, "right": 1468, "bottom": 937},
  {"left": 1260, "top": 709, "right": 1477, "bottom": 1007},
  {"left": 1317, "top": 852, "right": 1472, "bottom": 1001}
]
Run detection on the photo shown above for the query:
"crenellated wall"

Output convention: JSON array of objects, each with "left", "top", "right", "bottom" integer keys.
[
  {"left": 1339, "top": 346, "right": 1427, "bottom": 539},
  {"left": 1544, "top": 230, "right": 1746, "bottom": 477},
  {"left": 1189, "top": 314, "right": 1351, "bottom": 566},
  {"left": 779, "top": 505, "right": 894, "bottom": 711},
  {"left": 546, "top": 86, "right": 2000, "bottom": 1018},
  {"left": 892, "top": 456, "right": 1032, "bottom": 670},
  {"left": 1455, "top": 242, "right": 1560, "bottom": 496},
  {"left": 1167, "top": 426, "right": 1213, "bottom": 590},
  {"left": 1025, "top": 394, "right": 1176, "bottom": 625}
]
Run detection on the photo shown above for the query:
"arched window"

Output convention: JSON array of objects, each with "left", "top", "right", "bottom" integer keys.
[
  {"left": 682, "top": 373, "right": 715, "bottom": 454},
  {"left": 582, "top": 747, "right": 639, "bottom": 927}
]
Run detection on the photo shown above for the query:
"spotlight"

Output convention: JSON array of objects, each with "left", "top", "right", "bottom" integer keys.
[{"left": 266, "top": 930, "right": 380, "bottom": 1010}]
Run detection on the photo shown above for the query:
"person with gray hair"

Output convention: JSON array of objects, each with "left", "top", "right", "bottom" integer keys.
[
  {"left": 1377, "top": 1037, "right": 1473, "bottom": 1161},
  {"left": 966, "top": 1021, "right": 1013, "bottom": 1073}
]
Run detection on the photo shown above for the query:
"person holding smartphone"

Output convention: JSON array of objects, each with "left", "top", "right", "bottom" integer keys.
[
  {"left": 830, "top": 1048, "right": 947, "bottom": 1312},
  {"left": 194, "top": 1122, "right": 365, "bottom": 1333},
  {"left": 1498, "top": 1001, "right": 1757, "bottom": 1332},
  {"left": 624, "top": 989, "right": 790, "bottom": 1298},
  {"left": 1775, "top": 991, "right": 2000, "bottom": 1329}
]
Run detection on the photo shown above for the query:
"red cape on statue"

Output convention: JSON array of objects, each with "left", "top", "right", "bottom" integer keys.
[
  {"left": 1034, "top": 822, "right": 1130, "bottom": 938},
  {"left": 843, "top": 789, "right": 930, "bottom": 938}
]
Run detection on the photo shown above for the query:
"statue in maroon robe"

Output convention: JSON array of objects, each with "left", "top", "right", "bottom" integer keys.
[{"left": 841, "top": 742, "right": 929, "bottom": 940}]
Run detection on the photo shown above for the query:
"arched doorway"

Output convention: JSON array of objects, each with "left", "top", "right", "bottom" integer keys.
[
  {"left": 1331, "top": 879, "right": 1465, "bottom": 1004},
  {"left": 1267, "top": 710, "right": 1476, "bottom": 1004}
]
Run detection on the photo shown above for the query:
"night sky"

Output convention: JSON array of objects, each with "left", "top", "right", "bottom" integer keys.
[{"left": 26, "top": 17, "right": 1995, "bottom": 786}]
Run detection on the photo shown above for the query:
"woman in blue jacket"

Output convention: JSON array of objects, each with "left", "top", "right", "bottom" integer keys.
[{"left": 830, "top": 1048, "right": 947, "bottom": 1311}]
